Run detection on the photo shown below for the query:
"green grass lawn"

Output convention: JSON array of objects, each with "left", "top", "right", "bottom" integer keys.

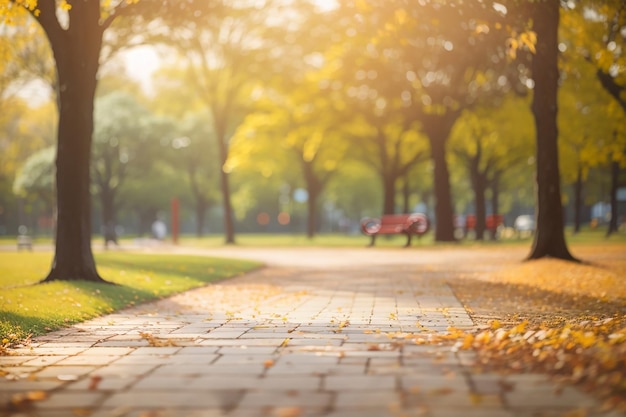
[
  {"left": 1, "top": 224, "right": 623, "bottom": 248},
  {"left": 0, "top": 252, "right": 261, "bottom": 346},
  {"left": 176, "top": 226, "right": 626, "bottom": 247}
]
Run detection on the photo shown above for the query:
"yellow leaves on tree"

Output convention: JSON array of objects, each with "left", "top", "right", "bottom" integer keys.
[{"left": 506, "top": 30, "right": 537, "bottom": 59}]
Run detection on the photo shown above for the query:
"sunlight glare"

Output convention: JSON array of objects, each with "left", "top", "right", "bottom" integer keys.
[{"left": 312, "top": 0, "right": 337, "bottom": 12}]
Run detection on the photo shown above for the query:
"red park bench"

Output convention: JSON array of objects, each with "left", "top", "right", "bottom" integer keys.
[
  {"left": 360, "top": 213, "right": 430, "bottom": 247},
  {"left": 465, "top": 214, "right": 504, "bottom": 231}
]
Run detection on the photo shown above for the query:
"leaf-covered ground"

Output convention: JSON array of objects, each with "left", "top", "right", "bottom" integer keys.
[{"left": 446, "top": 245, "right": 626, "bottom": 412}]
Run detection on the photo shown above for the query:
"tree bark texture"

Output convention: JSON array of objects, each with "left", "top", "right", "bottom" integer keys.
[
  {"left": 596, "top": 69, "right": 626, "bottom": 114},
  {"left": 402, "top": 176, "right": 411, "bottom": 214},
  {"left": 188, "top": 166, "right": 208, "bottom": 238},
  {"left": 527, "top": 0, "right": 577, "bottom": 261},
  {"left": 39, "top": 3, "right": 108, "bottom": 282},
  {"left": 489, "top": 172, "right": 501, "bottom": 240},
  {"left": 195, "top": 198, "right": 208, "bottom": 237},
  {"left": 215, "top": 124, "right": 236, "bottom": 245},
  {"left": 607, "top": 159, "right": 619, "bottom": 236},
  {"left": 421, "top": 112, "right": 460, "bottom": 242},
  {"left": 100, "top": 187, "right": 118, "bottom": 247},
  {"left": 573, "top": 166, "right": 583, "bottom": 234},
  {"left": 468, "top": 140, "right": 486, "bottom": 241},
  {"left": 382, "top": 175, "right": 396, "bottom": 215},
  {"left": 302, "top": 161, "right": 321, "bottom": 239},
  {"left": 470, "top": 166, "right": 487, "bottom": 241}
]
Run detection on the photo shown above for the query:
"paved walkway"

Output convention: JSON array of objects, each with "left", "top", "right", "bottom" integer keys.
[{"left": 0, "top": 247, "right": 619, "bottom": 417}]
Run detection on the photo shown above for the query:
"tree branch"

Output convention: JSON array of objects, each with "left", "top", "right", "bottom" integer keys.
[{"left": 29, "top": 0, "right": 65, "bottom": 47}]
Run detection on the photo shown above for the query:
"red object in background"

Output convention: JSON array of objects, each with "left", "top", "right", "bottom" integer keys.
[
  {"left": 465, "top": 215, "right": 477, "bottom": 230},
  {"left": 486, "top": 214, "right": 504, "bottom": 230},
  {"left": 171, "top": 198, "right": 179, "bottom": 244}
]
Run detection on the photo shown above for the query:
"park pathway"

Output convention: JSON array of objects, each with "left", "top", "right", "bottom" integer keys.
[{"left": 0, "top": 247, "right": 618, "bottom": 417}]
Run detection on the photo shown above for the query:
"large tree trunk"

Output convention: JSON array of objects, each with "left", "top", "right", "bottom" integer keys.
[
  {"left": 40, "top": 5, "right": 108, "bottom": 283},
  {"left": 606, "top": 158, "right": 619, "bottom": 237},
  {"left": 527, "top": 1, "right": 577, "bottom": 261},
  {"left": 573, "top": 165, "right": 583, "bottom": 234},
  {"left": 422, "top": 112, "right": 459, "bottom": 242}
]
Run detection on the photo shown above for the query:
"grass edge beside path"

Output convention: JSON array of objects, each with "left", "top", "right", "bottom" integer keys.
[{"left": 0, "top": 252, "right": 262, "bottom": 350}]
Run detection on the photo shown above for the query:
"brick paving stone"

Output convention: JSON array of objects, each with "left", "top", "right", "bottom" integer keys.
[
  {"left": 25, "top": 346, "right": 88, "bottom": 355},
  {"left": 238, "top": 390, "right": 331, "bottom": 408},
  {"left": 113, "top": 355, "right": 178, "bottom": 365},
  {"left": 335, "top": 390, "right": 402, "bottom": 408},
  {"left": 17, "top": 356, "right": 66, "bottom": 367},
  {"left": 64, "top": 374, "right": 137, "bottom": 391},
  {"left": 101, "top": 390, "right": 243, "bottom": 409},
  {"left": 35, "top": 365, "right": 97, "bottom": 379},
  {"left": 80, "top": 347, "right": 135, "bottom": 356},
  {"left": 130, "top": 375, "right": 199, "bottom": 390},
  {"left": 0, "top": 379, "right": 65, "bottom": 392},
  {"left": 0, "top": 355, "right": 38, "bottom": 365},
  {"left": 324, "top": 409, "right": 400, "bottom": 417},
  {"left": 54, "top": 355, "right": 121, "bottom": 366},
  {"left": 33, "top": 391, "right": 105, "bottom": 409},
  {"left": 256, "top": 375, "right": 322, "bottom": 390},
  {"left": 325, "top": 374, "right": 396, "bottom": 390},
  {"left": 428, "top": 410, "right": 515, "bottom": 417},
  {"left": 0, "top": 247, "right": 614, "bottom": 417},
  {"left": 191, "top": 375, "right": 262, "bottom": 390},
  {"left": 94, "top": 363, "right": 159, "bottom": 376},
  {"left": 128, "top": 347, "right": 182, "bottom": 355}
]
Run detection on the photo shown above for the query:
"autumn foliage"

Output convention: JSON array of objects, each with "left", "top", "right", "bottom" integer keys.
[{"left": 446, "top": 246, "right": 626, "bottom": 411}]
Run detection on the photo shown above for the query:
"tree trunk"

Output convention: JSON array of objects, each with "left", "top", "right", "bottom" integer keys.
[
  {"left": 527, "top": 1, "right": 577, "bottom": 261},
  {"left": 468, "top": 140, "right": 486, "bottom": 241},
  {"left": 302, "top": 159, "right": 323, "bottom": 239},
  {"left": 306, "top": 190, "right": 318, "bottom": 239},
  {"left": 382, "top": 174, "right": 396, "bottom": 215},
  {"left": 195, "top": 198, "right": 208, "bottom": 237},
  {"left": 402, "top": 176, "right": 411, "bottom": 214},
  {"left": 219, "top": 166, "right": 235, "bottom": 244},
  {"left": 216, "top": 129, "right": 235, "bottom": 244},
  {"left": 573, "top": 165, "right": 583, "bottom": 234},
  {"left": 606, "top": 159, "right": 619, "bottom": 237},
  {"left": 490, "top": 172, "right": 501, "bottom": 240},
  {"left": 40, "top": 6, "right": 109, "bottom": 282},
  {"left": 101, "top": 187, "right": 118, "bottom": 248},
  {"left": 470, "top": 168, "right": 487, "bottom": 241},
  {"left": 422, "top": 112, "right": 459, "bottom": 242},
  {"left": 596, "top": 69, "right": 626, "bottom": 114}
]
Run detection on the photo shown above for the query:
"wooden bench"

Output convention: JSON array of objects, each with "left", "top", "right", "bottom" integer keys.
[
  {"left": 17, "top": 234, "right": 33, "bottom": 251},
  {"left": 360, "top": 213, "right": 429, "bottom": 247}
]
